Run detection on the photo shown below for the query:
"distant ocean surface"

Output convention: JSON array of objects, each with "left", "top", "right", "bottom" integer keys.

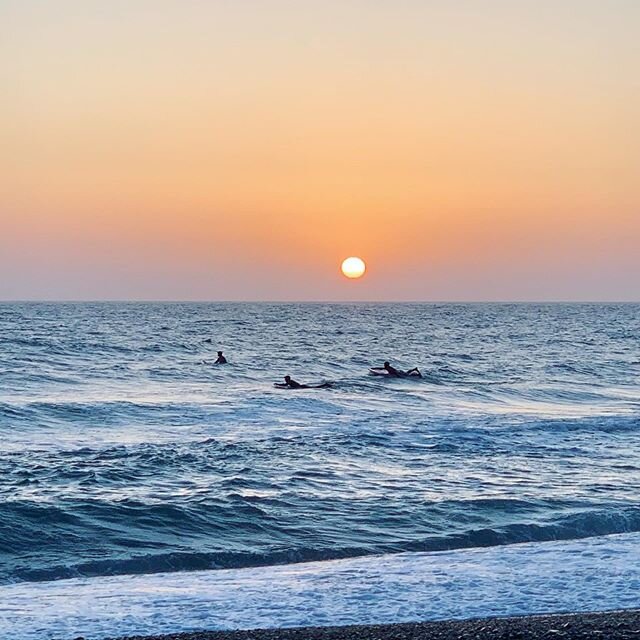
[{"left": 1, "top": 303, "right": 639, "bottom": 638}]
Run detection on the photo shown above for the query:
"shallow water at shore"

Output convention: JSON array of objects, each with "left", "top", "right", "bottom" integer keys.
[{"left": 2, "top": 533, "right": 640, "bottom": 639}]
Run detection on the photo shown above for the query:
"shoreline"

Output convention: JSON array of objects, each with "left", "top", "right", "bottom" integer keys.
[{"left": 111, "top": 609, "right": 640, "bottom": 640}]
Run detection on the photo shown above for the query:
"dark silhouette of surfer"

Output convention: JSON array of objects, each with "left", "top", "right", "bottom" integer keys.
[
  {"left": 283, "top": 375, "right": 303, "bottom": 388},
  {"left": 371, "top": 361, "right": 422, "bottom": 378},
  {"left": 215, "top": 351, "right": 227, "bottom": 364},
  {"left": 276, "top": 375, "right": 332, "bottom": 389}
]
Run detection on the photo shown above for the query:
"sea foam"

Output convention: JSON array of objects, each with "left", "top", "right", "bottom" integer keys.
[{"left": 2, "top": 532, "right": 640, "bottom": 640}]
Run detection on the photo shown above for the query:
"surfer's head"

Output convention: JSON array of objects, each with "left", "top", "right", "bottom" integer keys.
[
  {"left": 217, "top": 351, "right": 223, "bottom": 356},
  {"left": 284, "top": 375, "right": 291, "bottom": 383},
  {"left": 384, "top": 361, "right": 390, "bottom": 368}
]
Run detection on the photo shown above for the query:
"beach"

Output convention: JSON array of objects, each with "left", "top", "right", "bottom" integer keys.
[{"left": 111, "top": 610, "right": 640, "bottom": 640}]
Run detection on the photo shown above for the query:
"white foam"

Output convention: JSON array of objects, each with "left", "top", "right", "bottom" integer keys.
[{"left": 2, "top": 533, "right": 640, "bottom": 640}]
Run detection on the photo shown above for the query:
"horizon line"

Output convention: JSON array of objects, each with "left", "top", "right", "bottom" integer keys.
[{"left": 1, "top": 299, "right": 639, "bottom": 305}]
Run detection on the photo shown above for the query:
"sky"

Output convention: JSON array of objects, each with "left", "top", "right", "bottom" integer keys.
[{"left": 1, "top": 0, "right": 638, "bottom": 301}]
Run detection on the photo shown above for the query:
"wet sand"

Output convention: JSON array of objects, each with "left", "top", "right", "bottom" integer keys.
[{"left": 109, "top": 608, "right": 640, "bottom": 640}]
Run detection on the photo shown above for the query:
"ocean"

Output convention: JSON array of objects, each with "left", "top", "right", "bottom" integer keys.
[{"left": 1, "top": 302, "right": 639, "bottom": 638}]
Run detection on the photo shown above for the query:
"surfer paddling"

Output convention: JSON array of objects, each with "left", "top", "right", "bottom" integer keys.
[
  {"left": 370, "top": 361, "right": 422, "bottom": 378},
  {"left": 275, "top": 375, "right": 332, "bottom": 389}
]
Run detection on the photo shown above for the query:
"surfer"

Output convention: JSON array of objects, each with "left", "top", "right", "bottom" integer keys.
[
  {"left": 371, "top": 361, "right": 422, "bottom": 378},
  {"left": 282, "top": 375, "right": 304, "bottom": 388},
  {"left": 276, "top": 375, "right": 332, "bottom": 389},
  {"left": 215, "top": 351, "right": 227, "bottom": 364},
  {"left": 382, "top": 361, "right": 401, "bottom": 376}
]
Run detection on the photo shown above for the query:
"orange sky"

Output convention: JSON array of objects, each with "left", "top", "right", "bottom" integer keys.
[{"left": 1, "top": 1, "right": 638, "bottom": 300}]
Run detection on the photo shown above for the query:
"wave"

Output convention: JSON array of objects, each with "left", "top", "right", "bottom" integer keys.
[
  {"left": 5, "top": 532, "right": 640, "bottom": 640},
  {"left": 0, "top": 400, "right": 216, "bottom": 431},
  {"left": 2, "top": 499, "right": 639, "bottom": 584}
]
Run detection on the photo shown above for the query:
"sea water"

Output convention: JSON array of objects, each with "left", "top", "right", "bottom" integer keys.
[{"left": 1, "top": 303, "right": 639, "bottom": 638}]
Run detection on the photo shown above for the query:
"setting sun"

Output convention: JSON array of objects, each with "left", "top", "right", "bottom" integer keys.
[{"left": 341, "top": 257, "right": 366, "bottom": 279}]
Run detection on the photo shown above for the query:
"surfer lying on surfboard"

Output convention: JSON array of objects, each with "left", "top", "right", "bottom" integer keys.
[
  {"left": 370, "top": 362, "right": 423, "bottom": 378},
  {"left": 275, "top": 375, "right": 332, "bottom": 389}
]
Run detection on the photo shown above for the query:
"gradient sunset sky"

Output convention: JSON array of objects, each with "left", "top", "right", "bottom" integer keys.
[{"left": 2, "top": 0, "right": 638, "bottom": 301}]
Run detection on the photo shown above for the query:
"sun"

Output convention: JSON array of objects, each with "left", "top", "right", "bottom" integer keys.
[{"left": 341, "top": 256, "right": 366, "bottom": 279}]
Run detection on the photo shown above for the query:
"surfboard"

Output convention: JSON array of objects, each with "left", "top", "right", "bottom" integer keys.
[{"left": 274, "top": 383, "right": 332, "bottom": 389}]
